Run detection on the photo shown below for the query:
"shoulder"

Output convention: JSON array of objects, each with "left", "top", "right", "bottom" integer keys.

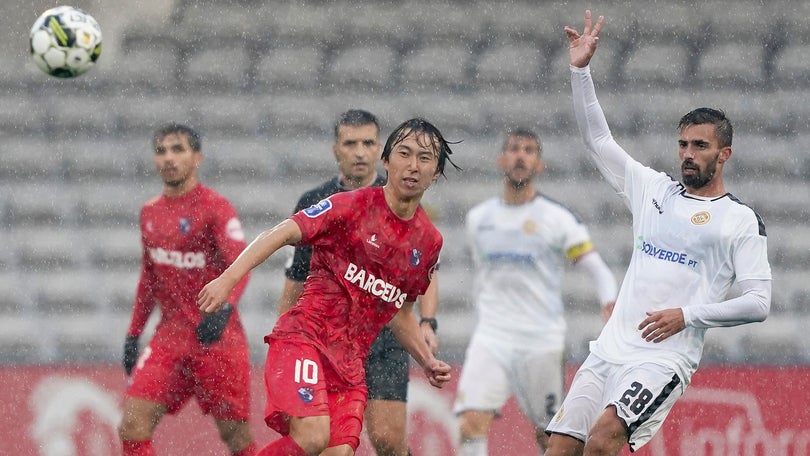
[
  {"left": 724, "top": 193, "right": 767, "bottom": 236},
  {"left": 467, "top": 197, "right": 499, "bottom": 219},
  {"left": 537, "top": 194, "right": 584, "bottom": 223}
]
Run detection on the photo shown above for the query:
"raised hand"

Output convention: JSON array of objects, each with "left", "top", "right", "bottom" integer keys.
[{"left": 564, "top": 10, "right": 604, "bottom": 69}]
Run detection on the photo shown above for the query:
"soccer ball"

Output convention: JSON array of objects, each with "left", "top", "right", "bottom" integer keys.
[{"left": 29, "top": 6, "right": 102, "bottom": 78}]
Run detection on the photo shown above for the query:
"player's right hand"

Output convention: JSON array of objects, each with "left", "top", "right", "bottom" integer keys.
[{"left": 123, "top": 335, "right": 139, "bottom": 376}]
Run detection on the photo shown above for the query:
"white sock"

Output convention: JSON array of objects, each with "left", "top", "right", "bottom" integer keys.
[{"left": 459, "top": 437, "right": 488, "bottom": 456}]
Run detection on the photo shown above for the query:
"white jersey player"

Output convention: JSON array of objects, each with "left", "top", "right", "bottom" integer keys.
[
  {"left": 545, "top": 11, "right": 772, "bottom": 456},
  {"left": 455, "top": 128, "right": 617, "bottom": 455}
]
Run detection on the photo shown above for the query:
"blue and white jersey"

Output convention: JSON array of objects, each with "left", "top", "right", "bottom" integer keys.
[{"left": 466, "top": 195, "right": 593, "bottom": 350}]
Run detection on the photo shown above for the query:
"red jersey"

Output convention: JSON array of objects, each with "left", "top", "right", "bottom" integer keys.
[
  {"left": 268, "top": 186, "right": 442, "bottom": 385},
  {"left": 128, "top": 184, "right": 249, "bottom": 337}
]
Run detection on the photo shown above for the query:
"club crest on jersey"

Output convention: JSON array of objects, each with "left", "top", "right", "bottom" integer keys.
[
  {"left": 410, "top": 249, "right": 422, "bottom": 266},
  {"left": 297, "top": 386, "right": 315, "bottom": 403},
  {"left": 303, "top": 199, "right": 332, "bottom": 217},
  {"left": 179, "top": 218, "right": 191, "bottom": 234},
  {"left": 691, "top": 211, "right": 710, "bottom": 225}
]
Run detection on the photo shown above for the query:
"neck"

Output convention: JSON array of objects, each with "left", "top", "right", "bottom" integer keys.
[
  {"left": 164, "top": 179, "right": 198, "bottom": 197},
  {"left": 382, "top": 185, "right": 419, "bottom": 220},
  {"left": 503, "top": 181, "right": 536, "bottom": 205},
  {"left": 685, "top": 177, "right": 726, "bottom": 198}
]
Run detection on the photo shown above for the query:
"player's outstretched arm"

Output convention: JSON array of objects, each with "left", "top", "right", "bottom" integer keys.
[
  {"left": 418, "top": 277, "right": 440, "bottom": 354},
  {"left": 198, "top": 219, "right": 302, "bottom": 313},
  {"left": 390, "top": 301, "right": 451, "bottom": 388}
]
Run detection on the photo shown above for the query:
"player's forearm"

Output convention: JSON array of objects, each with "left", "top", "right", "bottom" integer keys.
[
  {"left": 682, "top": 279, "right": 771, "bottom": 328},
  {"left": 223, "top": 219, "right": 301, "bottom": 285},
  {"left": 570, "top": 64, "right": 628, "bottom": 191},
  {"left": 575, "top": 251, "right": 618, "bottom": 306},
  {"left": 391, "top": 303, "right": 435, "bottom": 368}
]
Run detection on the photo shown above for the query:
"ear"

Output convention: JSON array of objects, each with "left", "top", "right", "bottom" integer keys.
[
  {"left": 718, "top": 146, "right": 732, "bottom": 164},
  {"left": 332, "top": 144, "right": 340, "bottom": 161},
  {"left": 193, "top": 151, "right": 203, "bottom": 167},
  {"left": 536, "top": 158, "right": 546, "bottom": 173}
]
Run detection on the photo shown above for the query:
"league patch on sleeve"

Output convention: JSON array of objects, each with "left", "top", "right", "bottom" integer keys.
[{"left": 303, "top": 198, "right": 332, "bottom": 218}]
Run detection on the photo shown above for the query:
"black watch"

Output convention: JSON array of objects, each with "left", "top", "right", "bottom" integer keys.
[{"left": 419, "top": 317, "right": 438, "bottom": 332}]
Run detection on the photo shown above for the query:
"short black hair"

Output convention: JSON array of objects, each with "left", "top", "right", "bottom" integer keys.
[
  {"left": 503, "top": 127, "right": 542, "bottom": 156},
  {"left": 334, "top": 109, "right": 380, "bottom": 139},
  {"left": 381, "top": 118, "right": 460, "bottom": 177},
  {"left": 678, "top": 108, "right": 733, "bottom": 148},
  {"left": 153, "top": 123, "right": 202, "bottom": 152}
]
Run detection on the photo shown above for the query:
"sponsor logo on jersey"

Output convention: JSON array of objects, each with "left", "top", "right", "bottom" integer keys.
[
  {"left": 652, "top": 198, "right": 664, "bottom": 214},
  {"left": 148, "top": 247, "right": 206, "bottom": 269},
  {"left": 344, "top": 262, "right": 407, "bottom": 308},
  {"left": 635, "top": 236, "right": 695, "bottom": 267},
  {"left": 367, "top": 233, "right": 380, "bottom": 249},
  {"left": 226, "top": 217, "right": 245, "bottom": 241},
  {"left": 297, "top": 386, "right": 315, "bottom": 403},
  {"left": 411, "top": 248, "right": 422, "bottom": 266},
  {"left": 691, "top": 211, "right": 710, "bottom": 225},
  {"left": 303, "top": 198, "right": 332, "bottom": 217},
  {"left": 179, "top": 218, "right": 191, "bottom": 234}
]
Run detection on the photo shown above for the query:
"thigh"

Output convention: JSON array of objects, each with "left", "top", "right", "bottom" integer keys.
[
  {"left": 126, "top": 335, "right": 192, "bottom": 414},
  {"left": 365, "top": 326, "right": 409, "bottom": 402},
  {"left": 263, "top": 339, "right": 331, "bottom": 436},
  {"left": 453, "top": 336, "right": 511, "bottom": 415},
  {"left": 605, "top": 362, "right": 684, "bottom": 452},
  {"left": 512, "top": 349, "right": 565, "bottom": 429},
  {"left": 545, "top": 354, "right": 610, "bottom": 443},
  {"left": 327, "top": 380, "right": 367, "bottom": 452},
  {"left": 193, "top": 332, "right": 252, "bottom": 421}
]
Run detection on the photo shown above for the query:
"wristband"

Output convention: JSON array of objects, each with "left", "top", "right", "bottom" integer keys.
[{"left": 419, "top": 317, "right": 438, "bottom": 332}]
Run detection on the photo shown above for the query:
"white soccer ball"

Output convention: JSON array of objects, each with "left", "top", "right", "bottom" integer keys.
[{"left": 29, "top": 6, "right": 102, "bottom": 78}]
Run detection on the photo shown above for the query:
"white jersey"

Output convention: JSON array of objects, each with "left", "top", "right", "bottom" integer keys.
[
  {"left": 466, "top": 194, "right": 593, "bottom": 350},
  {"left": 570, "top": 65, "right": 772, "bottom": 382}
]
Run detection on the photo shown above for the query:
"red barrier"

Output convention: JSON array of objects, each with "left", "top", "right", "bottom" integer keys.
[{"left": 1, "top": 365, "right": 808, "bottom": 455}]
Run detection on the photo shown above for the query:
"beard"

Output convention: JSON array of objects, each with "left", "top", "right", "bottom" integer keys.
[{"left": 681, "top": 157, "right": 717, "bottom": 189}]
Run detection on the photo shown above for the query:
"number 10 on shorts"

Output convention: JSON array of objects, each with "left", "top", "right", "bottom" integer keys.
[{"left": 295, "top": 358, "right": 318, "bottom": 385}]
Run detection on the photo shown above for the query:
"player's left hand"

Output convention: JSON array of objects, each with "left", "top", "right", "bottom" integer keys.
[
  {"left": 423, "top": 358, "right": 452, "bottom": 388},
  {"left": 638, "top": 308, "right": 686, "bottom": 343}
]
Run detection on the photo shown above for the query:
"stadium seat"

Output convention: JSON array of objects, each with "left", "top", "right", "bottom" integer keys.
[
  {"left": 258, "top": 94, "right": 335, "bottom": 137},
  {"left": 254, "top": 44, "right": 325, "bottom": 91},
  {"left": 624, "top": 43, "right": 691, "bottom": 87},
  {"left": 183, "top": 44, "right": 251, "bottom": 91},
  {"left": 697, "top": 42, "right": 766, "bottom": 88},
  {"left": 75, "top": 181, "right": 152, "bottom": 227},
  {"left": 327, "top": 45, "right": 398, "bottom": 90},
  {"left": 4, "top": 183, "right": 77, "bottom": 227},
  {"left": 255, "top": 2, "right": 342, "bottom": 44},
  {"left": 30, "top": 271, "right": 101, "bottom": 315},
  {"left": 85, "top": 228, "right": 142, "bottom": 272},
  {"left": 114, "top": 43, "right": 180, "bottom": 91},
  {"left": 474, "top": 41, "right": 545, "bottom": 90},
  {"left": 400, "top": 42, "right": 474, "bottom": 92},
  {"left": 772, "top": 41, "right": 810, "bottom": 88},
  {"left": 14, "top": 228, "right": 85, "bottom": 272}
]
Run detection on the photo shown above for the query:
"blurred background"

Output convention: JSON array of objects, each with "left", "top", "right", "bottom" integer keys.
[{"left": 1, "top": 0, "right": 807, "bottom": 368}]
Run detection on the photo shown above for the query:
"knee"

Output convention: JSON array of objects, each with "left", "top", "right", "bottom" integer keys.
[
  {"left": 459, "top": 411, "right": 493, "bottom": 440},
  {"left": 118, "top": 412, "right": 154, "bottom": 442},
  {"left": 289, "top": 418, "right": 331, "bottom": 454},
  {"left": 217, "top": 421, "right": 253, "bottom": 453},
  {"left": 584, "top": 422, "right": 627, "bottom": 455}
]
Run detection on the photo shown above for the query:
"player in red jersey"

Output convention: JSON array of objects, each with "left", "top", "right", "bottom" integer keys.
[
  {"left": 118, "top": 124, "right": 257, "bottom": 456},
  {"left": 198, "top": 118, "right": 458, "bottom": 456}
]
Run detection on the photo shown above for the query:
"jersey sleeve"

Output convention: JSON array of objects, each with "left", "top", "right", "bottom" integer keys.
[
  {"left": 127, "top": 216, "right": 158, "bottom": 337},
  {"left": 290, "top": 193, "right": 348, "bottom": 246},
  {"left": 732, "top": 212, "right": 772, "bottom": 282},
  {"left": 561, "top": 210, "right": 594, "bottom": 262},
  {"left": 211, "top": 198, "right": 250, "bottom": 306}
]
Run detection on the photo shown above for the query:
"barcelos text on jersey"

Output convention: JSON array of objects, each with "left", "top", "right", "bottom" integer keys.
[
  {"left": 344, "top": 262, "right": 407, "bottom": 308},
  {"left": 148, "top": 247, "right": 206, "bottom": 269}
]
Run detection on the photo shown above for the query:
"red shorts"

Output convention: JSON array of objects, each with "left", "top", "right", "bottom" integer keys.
[
  {"left": 264, "top": 338, "right": 367, "bottom": 450},
  {"left": 125, "top": 324, "right": 251, "bottom": 421}
]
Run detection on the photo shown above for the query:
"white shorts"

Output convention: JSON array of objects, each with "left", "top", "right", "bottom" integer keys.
[
  {"left": 453, "top": 334, "right": 564, "bottom": 429},
  {"left": 545, "top": 354, "right": 684, "bottom": 452}
]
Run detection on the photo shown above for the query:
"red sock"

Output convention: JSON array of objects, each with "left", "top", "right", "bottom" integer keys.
[
  {"left": 232, "top": 442, "right": 258, "bottom": 456},
  {"left": 122, "top": 439, "right": 155, "bottom": 456},
  {"left": 257, "top": 436, "right": 308, "bottom": 456}
]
